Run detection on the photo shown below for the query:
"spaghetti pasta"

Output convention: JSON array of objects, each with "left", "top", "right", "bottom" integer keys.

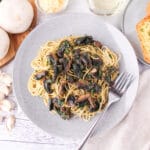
[{"left": 28, "top": 36, "right": 119, "bottom": 120}]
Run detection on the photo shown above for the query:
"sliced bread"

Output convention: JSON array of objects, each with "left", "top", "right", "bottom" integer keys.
[{"left": 136, "top": 16, "right": 150, "bottom": 63}]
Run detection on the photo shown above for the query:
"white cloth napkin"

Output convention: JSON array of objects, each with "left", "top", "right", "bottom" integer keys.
[{"left": 84, "top": 69, "right": 150, "bottom": 150}]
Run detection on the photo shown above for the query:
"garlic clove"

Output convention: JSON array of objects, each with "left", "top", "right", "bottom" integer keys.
[
  {"left": 0, "top": 73, "right": 12, "bottom": 87},
  {"left": 0, "top": 83, "right": 10, "bottom": 96},
  {"left": 6, "top": 115, "right": 16, "bottom": 131},
  {"left": 0, "top": 99, "right": 15, "bottom": 112},
  {"left": 0, "top": 92, "right": 5, "bottom": 100}
]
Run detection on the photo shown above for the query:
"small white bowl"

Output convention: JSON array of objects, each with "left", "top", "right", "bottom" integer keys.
[{"left": 35, "top": 0, "right": 69, "bottom": 15}]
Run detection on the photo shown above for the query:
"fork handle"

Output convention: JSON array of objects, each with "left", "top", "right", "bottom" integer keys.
[{"left": 76, "top": 107, "right": 108, "bottom": 150}]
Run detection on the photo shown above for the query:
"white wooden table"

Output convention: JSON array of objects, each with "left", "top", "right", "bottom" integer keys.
[{"left": 1, "top": 0, "right": 145, "bottom": 150}]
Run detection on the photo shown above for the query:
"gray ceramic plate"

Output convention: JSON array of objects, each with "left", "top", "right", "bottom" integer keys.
[
  {"left": 122, "top": 0, "right": 150, "bottom": 66},
  {"left": 13, "top": 14, "right": 139, "bottom": 140}
]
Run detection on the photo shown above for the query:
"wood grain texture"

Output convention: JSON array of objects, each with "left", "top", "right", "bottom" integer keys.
[
  {"left": 0, "top": 0, "right": 37, "bottom": 68},
  {"left": 0, "top": 117, "right": 77, "bottom": 145},
  {"left": 0, "top": 141, "right": 76, "bottom": 150}
]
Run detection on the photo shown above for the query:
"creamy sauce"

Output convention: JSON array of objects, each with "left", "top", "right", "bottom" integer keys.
[
  {"left": 38, "top": 0, "right": 66, "bottom": 13},
  {"left": 88, "top": 0, "right": 126, "bottom": 15},
  {"left": 92, "top": 0, "right": 119, "bottom": 10}
]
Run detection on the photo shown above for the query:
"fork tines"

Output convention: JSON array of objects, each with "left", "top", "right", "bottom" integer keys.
[{"left": 112, "top": 72, "right": 134, "bottom": 97}]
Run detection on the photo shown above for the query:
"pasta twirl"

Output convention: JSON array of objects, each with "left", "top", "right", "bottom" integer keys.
[{"left": 28, "top": 36, "right": 119, "bottom": 120}]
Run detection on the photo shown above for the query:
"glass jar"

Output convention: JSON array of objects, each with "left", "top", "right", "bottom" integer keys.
[
  {"left": 88, "top": 0, "right": 128, "bottom": 15},
  {"left": 35, "top": 0, "right": 69, "bottom": 14}
]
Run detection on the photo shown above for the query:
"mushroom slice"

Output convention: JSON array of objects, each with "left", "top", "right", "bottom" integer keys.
[
  {"left": 59, "top": 82, "right": 68, "bottom": 95},
  {"left": 6, "top": 115, "right": 16, "bottom": 131},
  {"left": 65, "top": 59, "right": 72, "bottom": 72},
  {"left": 77, "top": 79, "right": 88, "bottom": 89},
  {"left": 67, "top": 95, "right": 76, "bottom": 106},
  {"left": 90, "top": 68, "right": 97, "bottom": 74},
  {"left": 74, "top": 36, "right": 93, "bottom": 46},
  {"left": 34, "top": 71, "right": 48, "bottom": 80},
  {"left": 89, "top": 100, "right": 100, "bottom": 112},
  {"left": 76, "top": 94, "right": 90, "bottom": 103},
  {"left": 93, "top": 41, "right": 102, "bottom": 48},
  {"left": 88, "top": 97, "right": 95, "bottom": 108}
]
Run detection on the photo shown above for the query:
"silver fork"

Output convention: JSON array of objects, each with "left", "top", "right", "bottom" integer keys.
[{"left": 77, "top": 72, "right": 134, "bottom": 150}]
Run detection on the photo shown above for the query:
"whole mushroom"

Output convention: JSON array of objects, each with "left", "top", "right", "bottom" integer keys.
[
  {"left": 0, "top": 28, "right": 10, "bottom": 60},
  {"left": 0, "top": 0, "right": 34, "bottom": 34}
]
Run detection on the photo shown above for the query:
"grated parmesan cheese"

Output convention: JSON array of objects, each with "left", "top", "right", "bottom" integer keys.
[{"left": 38, "top": 0, "right": 67, "bottom": 13}]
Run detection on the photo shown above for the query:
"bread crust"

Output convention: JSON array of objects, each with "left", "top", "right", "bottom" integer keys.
[{"left": 136, "top": 16, "right": 150, "bottom": 63}]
